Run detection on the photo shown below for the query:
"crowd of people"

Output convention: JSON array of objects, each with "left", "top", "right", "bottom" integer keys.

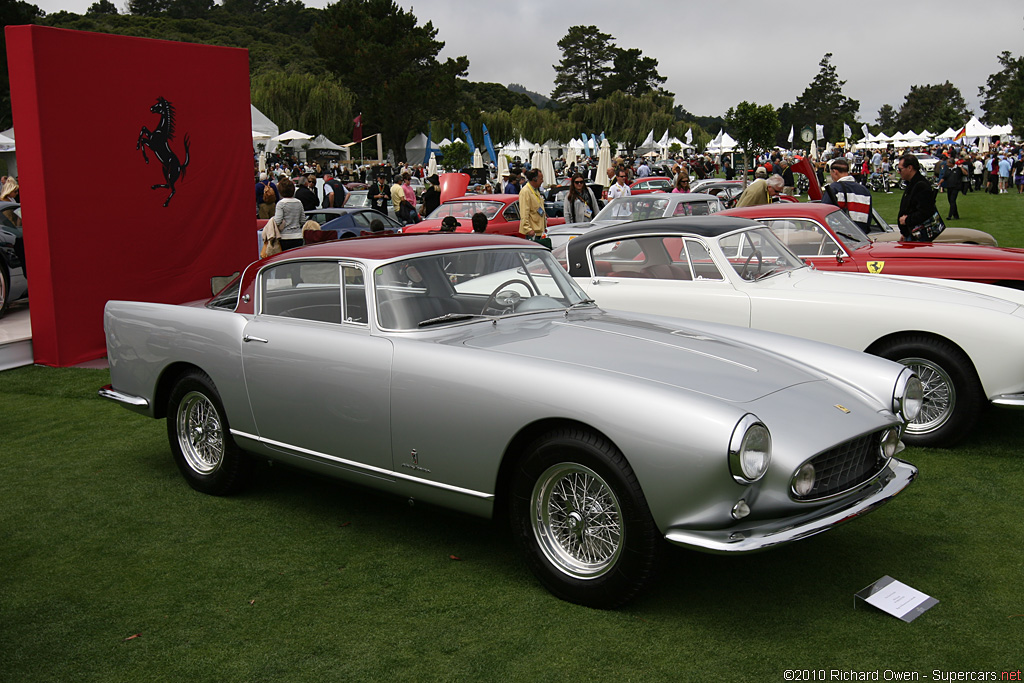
[{"left": 255, "top": 137, "right": 1023, "bottom": 247}]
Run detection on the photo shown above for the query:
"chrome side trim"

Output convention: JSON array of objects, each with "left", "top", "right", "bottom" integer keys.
[
  {"left": 98, "top": 385, "right": 150, "bottom": 408},
  {"left": 664, "top": 458, "right": 917, "bottom": 554},
  {"left": 230, "top": 429, "right": 494, "bottom": 500},
  {"left": 991, "top": 393, "right": 1024, "bottom": 408}
]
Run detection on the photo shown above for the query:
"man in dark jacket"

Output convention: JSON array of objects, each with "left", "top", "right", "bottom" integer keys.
[
  {"left": 938, "top": 160, "right": 963, "bottom": 220},
  {"left": 897, "top": 153, "right": 939, "bottom": 240},
  {"left": 295, "top": 175, "right": 319, "bottom": 211}
]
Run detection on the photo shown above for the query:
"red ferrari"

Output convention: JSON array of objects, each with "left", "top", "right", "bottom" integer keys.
[
  {"left": 721, "top": 202, "right": 1024, "bottom": 288},
  {"left": 404, "top": 194, "right": 565, "bottom": 237}
]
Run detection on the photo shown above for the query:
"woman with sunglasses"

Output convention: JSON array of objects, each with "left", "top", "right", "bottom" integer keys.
[
  {"left": 565, "top": 174, "right": 599, "bottom": 224},
  {"left": 672, "top": 173, "right": 691, "bottom": 193}
]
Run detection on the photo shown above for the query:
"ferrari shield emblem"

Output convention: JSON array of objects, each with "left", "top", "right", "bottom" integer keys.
[
  {"left": 867, "top": 261, "right": 885, "bottom": 274},
  {"left": 834, "top": 404, "right": 851, "bottom": 414}
]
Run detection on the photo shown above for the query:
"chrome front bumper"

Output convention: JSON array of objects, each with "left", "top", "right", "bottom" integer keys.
[{"left": 664, "top": 458, "right": 917, "bottom": 554}]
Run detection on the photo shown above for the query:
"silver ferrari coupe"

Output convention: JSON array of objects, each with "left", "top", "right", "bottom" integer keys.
[{"left": 100, "top": 234, "right": 921, "bottom": 607}]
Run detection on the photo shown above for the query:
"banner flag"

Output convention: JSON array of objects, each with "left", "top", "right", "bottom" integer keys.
[
  {"left": 352, "top": 114, "right": 362, "bottom": 142},
  {"left": 787, "top": 125, "right": 794, "bottom": 144}
]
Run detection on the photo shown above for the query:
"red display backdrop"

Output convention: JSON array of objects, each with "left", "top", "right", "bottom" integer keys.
[{"left": 5, "top": 26, "right": 254, "bottom": 366}]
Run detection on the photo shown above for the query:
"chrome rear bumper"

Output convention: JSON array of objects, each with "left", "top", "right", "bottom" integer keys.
[
  {"left": 98, "top": 385, "right": 150, "bottom": 415},
  {"left": 991, "top": 393, "right": 1024, "bottom": 408}
]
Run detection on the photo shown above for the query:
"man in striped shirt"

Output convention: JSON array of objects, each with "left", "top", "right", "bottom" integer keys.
[{"left": 821, "top": 157, "right": 873, "bottom": 233}]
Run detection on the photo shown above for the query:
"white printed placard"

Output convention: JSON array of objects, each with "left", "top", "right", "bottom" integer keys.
[{"left": 855, "top": 576, "right": 938, "bottom": 622}]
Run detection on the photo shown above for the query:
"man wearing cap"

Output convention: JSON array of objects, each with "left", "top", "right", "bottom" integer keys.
[{"left": 821, "top": 158, "right": 873, "bottom": 231}]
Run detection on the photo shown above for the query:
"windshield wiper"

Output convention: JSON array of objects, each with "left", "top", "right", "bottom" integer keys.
[
  {"left": 835, "top": 230, "right": 864, "bottom": 243},
  {"left": 568, "top": 298, "right": 597, "bottom": 310},
  {"left": 418, "top": 313, "right": 486, "bottom": 328}
]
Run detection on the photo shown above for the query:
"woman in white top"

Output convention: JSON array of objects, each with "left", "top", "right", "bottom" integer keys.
[{"left": 274, "top": 177, "right": 306, "bottom": 250}]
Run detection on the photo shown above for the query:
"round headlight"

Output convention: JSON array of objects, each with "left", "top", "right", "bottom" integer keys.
[
  {"left": 894, "top": 368, "right": 923, "bottom": 422},
  {"left": 729, "top": 415, "right": 772, "bottom": 483},
  {"left": 793, "top": 463, "right": 816, "bottom": 497},
  {"left": 880, "top": 427, "right": 901, "bottom": 459}
]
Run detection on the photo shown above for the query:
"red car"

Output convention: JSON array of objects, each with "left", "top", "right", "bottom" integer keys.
[
  {"left": 404, "top": 194, "right": 565, "bottom": 237},
  {"left": 721, "top": 202, "right": 1024, "bottom": 288}
]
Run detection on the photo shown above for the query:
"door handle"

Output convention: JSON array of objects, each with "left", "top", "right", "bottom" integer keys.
[
  {"left": 591, "top": 278, "right": 618, "bottom": 285},
  {"left": 243, "top": 335, "right": 269, "bottom": 343}
]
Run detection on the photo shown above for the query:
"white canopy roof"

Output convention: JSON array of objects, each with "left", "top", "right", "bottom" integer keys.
[{"left": 964, "top": 116, "right": 992, "bottom": 137}]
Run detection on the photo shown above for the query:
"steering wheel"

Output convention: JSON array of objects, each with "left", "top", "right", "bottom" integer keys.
[
  {"left": 739, "top": 250, "right": 763, "bottom": 280},
  {"left": 481, "top": 279, "right": 535, "bottom": 314}
]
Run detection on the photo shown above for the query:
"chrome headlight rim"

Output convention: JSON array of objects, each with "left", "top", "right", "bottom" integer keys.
[
  {"left": 729, "top": 414, "right": 772, "bottom": 484},
  {"left": 893, "top": 367, "right": 923, "bottom": 423}
]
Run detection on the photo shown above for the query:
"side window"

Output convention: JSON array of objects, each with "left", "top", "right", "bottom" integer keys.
[
  {"left": 590, "top": 238, "right": 649, "bottom": 277},
  {"left": 681, "top": 239, "right": 723, "bottom": 280},
  {"left": 503, "top": 202, "right": 520, "bottom": 222},
  {"left": 261, "top": 261, "right": 342, "bottom": 324},
  {"left": 763, "top": 219, "right": 840, "bottom": 257},
  {"left": 351, "top": 212, "right": 375, "bottom": 230},
  {"left": 341, "top": 265, "right": 368, "bottom": 324}
]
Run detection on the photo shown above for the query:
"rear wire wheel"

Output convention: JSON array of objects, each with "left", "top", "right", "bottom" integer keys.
[{"left": 166, "top": 370, "right": 252, "bottom": 495}]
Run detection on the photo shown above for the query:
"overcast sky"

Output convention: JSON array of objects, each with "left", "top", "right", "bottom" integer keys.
[{"left": 31, "top": 0, "right": 1024, "bottom": 127}]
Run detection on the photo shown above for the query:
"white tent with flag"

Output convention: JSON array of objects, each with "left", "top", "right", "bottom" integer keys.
[
  {"left": 636, "top": 129, "right": 657, "bottom": 154},
  {"left": 705, "top": 129, "right": 739, "bottom": 154}
]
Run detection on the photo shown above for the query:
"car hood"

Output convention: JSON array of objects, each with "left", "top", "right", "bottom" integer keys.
[
  {"left": 461, "top": 311, "right": 825, "bottom": 403},
  {"left": 856, "top": 241, "right": 1024, "bottom": 261},
  {"left": 789, "top": 268, "right": 1024, "bottom": 313}
]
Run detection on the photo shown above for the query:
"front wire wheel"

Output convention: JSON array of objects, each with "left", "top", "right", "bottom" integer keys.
[
  {"left": 511, "top": 429, "right": 661, "bottom": 608},
  {"left": 531, "top": 463, "right": 623, "bottom": 579}
]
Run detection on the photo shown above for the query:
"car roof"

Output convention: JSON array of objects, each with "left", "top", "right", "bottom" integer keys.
[
  {"left": 264, "top": 233, "right": 530, "bottom": 262},
  {"left": 721, "top": 203, "right": 841, "bottom": 220},
  {"left": 234, "top": 234, "right": 539, "bottom": 315},
  {"left": 446, "top": 194, "right": 517, "bottom": 202},
  {"left": 307, "top": 207, "right": 367, "bottom": 216},
  {"left": 565, "top": 215, "right": 762, "bottom": 274}
]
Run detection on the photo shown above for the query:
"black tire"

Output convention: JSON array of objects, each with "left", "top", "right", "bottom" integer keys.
[
  {"left": 873, "top": 336, "right": 984, "bottom": 447},
  {"left": 509, "top": 429, "right": 662, "bottom": 608},
  {"left": 166, "top": 370, "right": 252, "bottom": 495}
]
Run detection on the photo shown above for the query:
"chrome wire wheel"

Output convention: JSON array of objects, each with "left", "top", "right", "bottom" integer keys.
[
  {"left": 531, "top": 463, "right": 623, "bottom": 579},
  {"left": 901, "top": 357, "right": 955, "bottom": 436},
  {"left": 176, "top": 390, "right": 225, "bottom": 475}
]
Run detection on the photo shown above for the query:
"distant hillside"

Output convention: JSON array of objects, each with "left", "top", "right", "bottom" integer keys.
[{"left": 508, "top": 83, "right": 550, "bottom": 108}]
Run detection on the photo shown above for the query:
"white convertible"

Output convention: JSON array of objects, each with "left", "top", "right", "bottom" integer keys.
[{"left": 564, "top": 215, "right": 1024, "bottom": 447}]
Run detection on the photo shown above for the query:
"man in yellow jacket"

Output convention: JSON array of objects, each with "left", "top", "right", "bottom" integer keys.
[{"left": 519, "top": 168, "right": 547, "bottom": 239}]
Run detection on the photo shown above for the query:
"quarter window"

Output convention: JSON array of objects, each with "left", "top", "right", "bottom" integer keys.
[{"left": 260, "top": 262, "right": 368, "bottom": 325}]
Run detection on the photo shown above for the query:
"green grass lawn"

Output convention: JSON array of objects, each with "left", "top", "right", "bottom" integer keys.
[{"left": 2, "top": 367, "right": 1022, "bottom": 681}]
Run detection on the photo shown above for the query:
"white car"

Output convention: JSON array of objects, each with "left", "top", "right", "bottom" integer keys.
[
  {"left": 564, "top": 215, "right": 1024, "bottom": 447},
  {"left": 911, "top": 152, "right": 940, "bottom": 173}
]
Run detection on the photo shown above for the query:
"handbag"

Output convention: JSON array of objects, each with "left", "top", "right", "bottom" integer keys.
[{"left": 909, "top": 211, "right": 946, "bottom": 242}]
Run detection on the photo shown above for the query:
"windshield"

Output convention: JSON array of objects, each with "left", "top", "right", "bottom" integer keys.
[
  {"left": 716, "top": 227, "right": 806, "bottom": 281},
  {"left": 426, "top": 201, "right": 505, "bottom": 221},
  {"left": 373, "top": 248, "right": 592, "bottom": 330},
  {"left": 825, "top": 210, "right": 872, "bottom": 248},
  {"left": 594, "top": 195, "right": 670, "bottom": 222}
]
